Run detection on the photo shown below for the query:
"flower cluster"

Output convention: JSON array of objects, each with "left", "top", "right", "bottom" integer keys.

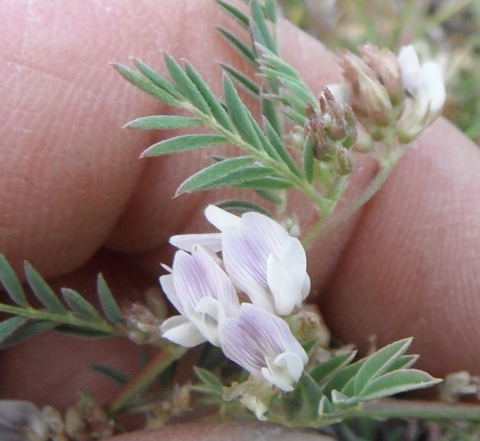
[
  {"left": 337, "top": 44, "right": 446, "bottom": 144},
  {"left": 159, "top": 205, "right": 310, "bottom": 394}
]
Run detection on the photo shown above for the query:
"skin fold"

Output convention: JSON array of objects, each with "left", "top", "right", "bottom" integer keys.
[{"left": 0, "top": 0, "right": 479, "bottom": 438}]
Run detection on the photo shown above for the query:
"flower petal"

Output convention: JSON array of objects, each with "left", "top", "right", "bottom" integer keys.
[
  {"left": 205, "top": 204, "right": 241, "bottom": 230},
  {"left": 161, "top": 315, "right": 207, "bottom": 347},
  {"left": 169, "top": 233, "right": 222, "bottom": 252},
  {"left": 220, "top": 304, "right": 307, "bottom": 386},
  {"left": 159, "top": 274, "right": 184, "bottom": 315},
  {"left": 267, "top": 237, "right": 309, "bottom": 315},
  {"left": 261, "top": 352, "right": 305, "bottom": 392}
]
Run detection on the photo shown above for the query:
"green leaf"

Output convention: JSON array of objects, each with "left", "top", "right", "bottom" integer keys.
[
  {"left": 216, "top": 0, "right": 250, "bottom": 29},
  {"left": 221, "top": 63, "right": 260, "bottom": 97},
  {"left": 234, "top": 176, "right": 293, "bottom": 190},
  {"left": 176, "top": 156, "right": 255, "bottom": 195},
  {"left": 217, "top": 27, "right": 256, "bottom": 67},
  {"left": 124, "top": 115, "right": 202, "bottom": 130},
  {"left": 194, "top": 165, "right": 272, "bottom": 191},
  {"left": 323, "top": 358, "right": 366, "bottom": 397},
  {"left": 90, "top": 364, "right": 129, "bottom": 386},
  {"left": 280, "top": 394, "right": 303, "bottom": 421},
  {"left": 310, "top": 350, "right": 358, "bottom": 385},
  {"left": 24, "top": 262, "right": 66, "bottom": 313},
  {"left": 131, "top": 58, "right": 183, "bottom": 99},
  {"left": 0, "top": 319, "right": 57, "bottom": 350},
  {"left": 141, "top": 134, "right": 228, "bottom": 157},
  {"left": 386, "top": 354, "right": 419, "bottom": 372},
  {"left": 303, "top": 134, "right": 315, "bottom": 183},
  {"left": 112, "top": 63, "right": 182, "bottom": 108},
  {"left": 55, "top": 324, "right": 112, "bottom": 338},
  {"left": 163, "top": 53, "right": 211, "bottom": 115},
  {"left": 61, "top": 288, "right": 101, "bottom": 320},
  {"left": 330, "top": 390, "right": 359, "bottom": 409},
  {"left": 354, "top": 338, "right": 413, "bottom": 395},
  {"left": 223, "top": 76, "right": 263, "bottom": 150},
  {"left": 0, "top": 253, "right": 29, "bottom": 307},
  {"left": 261, "top": 94, "right": 281, "bottom": 136},
  {"left": 264, "top": 0, "right": 277, "bottom": 22},
  {"left": 359, "top": 369, "right": 441, "bottom": 401},
  {"left": 97, "top": 274, "right": 123, "bottom": 324},
  {"left": 264, "top": 118, "right": 302, "bottom": 178},
  {"left": 298, "top": 373, "right": 322, "bottom": 420},
  {"left": 251, "top": 0, "right": 277, "bottom": 54},
  {"left": 215, "top": 199, "right": 271, "bottom": 216},
  {"left": 255, "top": 188, "right": 283, "bottom": 204},
  {"left": 0, "top": 317, "right": 28, "bottom": 342},
  {"left": 184, "top": 62, "right": 236, "bottom": 131},
  {"left": 193, "top": 367, "right": 224, "bottom": 397}
]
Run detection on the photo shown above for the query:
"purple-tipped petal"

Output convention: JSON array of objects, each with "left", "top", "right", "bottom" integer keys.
[
  {"left": 160, "top": 246, "right": 239, "bottom": 347},
  {"left": 220, "top": 304, "right": 307, "bottom": 390}
]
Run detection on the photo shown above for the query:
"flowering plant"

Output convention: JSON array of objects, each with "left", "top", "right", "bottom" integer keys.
[{"left": 0, "top": 0, "right": 472, "bottom": 438}]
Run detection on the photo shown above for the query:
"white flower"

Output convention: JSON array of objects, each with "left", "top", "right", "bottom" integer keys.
[
  {"left": 220, "top": 303, "right": 308, "bottom": 392},
  {"left": 160, "top": 246, "right": 240, "bottom": 347},
  {"left": 206, "top": 205, "right": 310, "bottom": 316},
  {"left": 397, "top": 45, "right": 446, "bottom": 141}
]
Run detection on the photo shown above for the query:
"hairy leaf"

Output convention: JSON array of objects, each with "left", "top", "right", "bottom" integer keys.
[
  {"left": 354, "top": 338, "right": 413, "bottom": 395},
  {"left": 0, "top": 320, "right": 57, "bottom": 350},
  {"left": 0, "top": 254, "right": 29, "bottom": 308},
  {"left": 61, "top": 288, "right": 101, "bottom": 321},
  {"left": 112, "top": 63, "right": 181, "bottom": 108},
  {"left": 176, "top": 156, "right": 255, "bottom": 195},
  {"left": 97, "top": 274, "right": 123, "bottom": 324},
  {"left": 359, "top": 369, "right": 441, "bottom": 401},
  {"left": 216, "top": 0, "right": 250, "bottom": 29},
  {"left": 263, "top": 118, "right": 302, "bottom": 177},
  {"left": 90, "top": 364, "right": 129, "bottom": 386},
  {"left": 215, "top": 199, "right": 271, "bottom": 216},
  {"left": 310, "top": 351, "right": 358, "bottom": 385},
  {"left": 217, "top": 28, "right": 256, "bottom": 67},
  {"left": 163, "top": 53, "right": 211, "bottom": 115},
  {"left": 221, "top": 63, "right": 260, "bottom": 97},
  {"left": 224, "top": 76, "right": 263, "bottom": 150},
  {"left": 131, "top": 58, "right": 183, "bottom": 99},
  {"left": 24, "top": 262, "right": 66, "bottom": 313},
  {"left": 255, "top": 188, "right": 283, "bottom": 204},
  {"left": 251, "top": 0, "right": 277, "bottom": 54},
  {"left": 141, "top": 134, "right": 228, "bottom": 157},
  {"left": 124, "top": 115, "right": 202, "bottom": 130},
  {"left": 298, "top": 373, "right": 322, "bottom": 420},
  {"left": 184, "top": 62, "right": 236, "bottom": 131},
  {"left": 0, "top": 317, "right": 28, "bottom": 342}
]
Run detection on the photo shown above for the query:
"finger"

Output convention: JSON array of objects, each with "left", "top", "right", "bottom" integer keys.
[{"left": 318, "top": 118, "right": 480, "bottom": 376}]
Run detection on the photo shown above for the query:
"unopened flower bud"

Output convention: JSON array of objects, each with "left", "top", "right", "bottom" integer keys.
[
  {"left": 334, "top": 147, "right": 355, "bottom": 176},
  {"left": 339, "top": 49, "right": 395, "bottom": 127},
  {"left": 361, "top": 44, "right": 404, "bottom": 105}
]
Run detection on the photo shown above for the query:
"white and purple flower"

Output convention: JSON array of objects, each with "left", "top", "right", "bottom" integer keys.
[
  {"left": 171, "top": 205, "right": 310, "bottom": 316},
  {"left": 220, "top": 303, "right": 308, "bottom": 392},
  {"left": 160, "top": 245, "right": 240, "bottom": 347},
  {"left": 397, "top": 45, "right": 446, "bottom": 141}
]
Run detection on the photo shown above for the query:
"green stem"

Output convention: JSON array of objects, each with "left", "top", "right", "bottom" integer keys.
[
  {"left": 320, "top": 153, "right": 400, "bottom": 236},
  {"left": 360, "top": 398, "right": 480, "bottom": 421},
  {"left": 0, "top": 303, "right": 119, "bottom": 335},
  {"left": 107, "top": 345, "right": 187, "bottom": 416}
]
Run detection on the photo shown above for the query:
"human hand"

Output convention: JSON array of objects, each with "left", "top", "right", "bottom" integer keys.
[{"left": 1, "top": 0, "right": 480, "bottom": 439}]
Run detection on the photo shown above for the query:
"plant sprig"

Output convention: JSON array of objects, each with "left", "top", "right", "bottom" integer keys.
[{"left": 0, "top": 253, "right": 123, "bottom": 347}]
